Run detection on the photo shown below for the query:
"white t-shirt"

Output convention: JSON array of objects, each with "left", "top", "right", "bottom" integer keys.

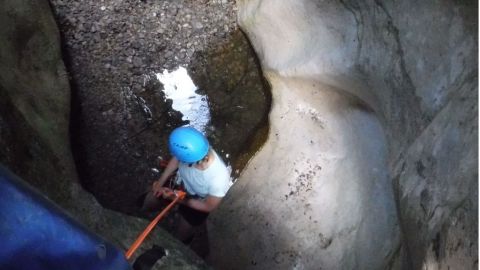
[{"left": 178, "top": 150, "right": 232, "bottom": 198}]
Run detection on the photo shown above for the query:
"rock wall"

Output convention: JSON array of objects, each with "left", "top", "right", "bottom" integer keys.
[
  {"left": 49, "top": 0, "right": 269, "bottom": 216},
  {"left": 208, "top": 0, "right": 477, "bottom": 269},
  {"left": 0, "top": 0, "right": 208, "bottom": 268}
]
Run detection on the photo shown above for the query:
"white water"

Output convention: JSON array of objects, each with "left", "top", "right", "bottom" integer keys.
[{"left": 156, "top": 67, "right": 211, "bottom": 133}]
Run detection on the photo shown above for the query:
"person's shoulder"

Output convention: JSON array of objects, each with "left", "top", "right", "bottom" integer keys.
[
  {"left": 209, "top": 150, "right": 226, "bottom": 167},
  {"left": 208, "top": 161, "right": 233, "bottom": 197}
]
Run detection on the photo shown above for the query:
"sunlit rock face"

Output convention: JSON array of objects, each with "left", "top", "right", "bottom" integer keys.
[{"left": 209, "top": 1, "right": 477, "bottom": 269}]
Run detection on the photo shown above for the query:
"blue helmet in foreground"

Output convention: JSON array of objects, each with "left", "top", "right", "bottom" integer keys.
[{"left": 169, "top": 126, "right": 209, "bottom": 163}]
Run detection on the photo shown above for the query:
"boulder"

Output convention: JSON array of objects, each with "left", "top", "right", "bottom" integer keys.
[{"left": 208, "top": 0, "right": 477, "bottom": 269}]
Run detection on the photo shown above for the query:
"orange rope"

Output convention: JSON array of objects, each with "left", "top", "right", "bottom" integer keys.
[{"left": 125, "top": 190, "right": 186, "bottom": 260}]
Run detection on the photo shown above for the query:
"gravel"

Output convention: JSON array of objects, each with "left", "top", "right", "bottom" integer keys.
[{"left": 50, "top": 0, "right": 238, "bottom": 85}]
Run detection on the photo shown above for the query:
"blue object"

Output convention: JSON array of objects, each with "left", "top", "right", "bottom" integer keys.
[
  {"left": 0, "top": 165, "right": 132, "bottom": 270},
  {"left": 169, "top": 126, "right": 209, "bottom": 163}
]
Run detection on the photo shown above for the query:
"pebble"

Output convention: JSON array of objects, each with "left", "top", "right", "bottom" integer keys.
[
  {"left": 133, "top": 57, "right": 143, "bottom": 67},
  {"left": 193, "top": 21, "right": 203, "bottom": 29}
]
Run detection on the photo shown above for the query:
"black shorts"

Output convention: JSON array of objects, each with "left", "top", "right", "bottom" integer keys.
[{"left": 178, "top": 204, "right": 209, "bottom": 226}]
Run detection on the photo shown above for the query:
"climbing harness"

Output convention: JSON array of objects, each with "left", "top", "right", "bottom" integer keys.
[{"left": 125, "top": 189, "right": 186, "bottom": 260}]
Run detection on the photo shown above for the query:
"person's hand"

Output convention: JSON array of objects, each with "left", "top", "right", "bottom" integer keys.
[
  {"left": 161, "top": 188, "right": 176, "bottom": 200},
  {"left": 152, "top": 181, "right": 165, "bottom": 197}
]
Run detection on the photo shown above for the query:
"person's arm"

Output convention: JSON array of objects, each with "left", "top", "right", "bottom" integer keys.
[
  {"left": 182, "top": 195, "right": 222, "bottom": 213},
  {"left": 152, "top": 157, "right": 179, "bottom": 197}
]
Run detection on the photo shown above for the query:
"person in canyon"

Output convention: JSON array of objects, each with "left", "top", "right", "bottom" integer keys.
[{"left": 142, "top": 126, "right": 232, "bottom": 249}]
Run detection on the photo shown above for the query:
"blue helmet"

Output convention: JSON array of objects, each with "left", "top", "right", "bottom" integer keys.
[{"left": 168, "top": 126, "right": 209, "bottom": 163}]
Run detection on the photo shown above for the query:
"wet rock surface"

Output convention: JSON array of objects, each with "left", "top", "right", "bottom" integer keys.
[{"left": 49, "top": 0, "right": 270, "bottom": 215}]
